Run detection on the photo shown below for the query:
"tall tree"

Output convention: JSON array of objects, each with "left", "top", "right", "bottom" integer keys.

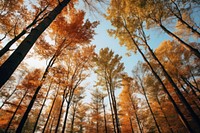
[{"left": 93, "top": 47, "right": 124, "bottom": 133}]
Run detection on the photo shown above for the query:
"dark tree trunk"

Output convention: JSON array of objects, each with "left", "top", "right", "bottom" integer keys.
[
  {"left": 156, "top": 95, "right": 174, "bottom": 133},
  {"left": 159, "top": 23, "right": 200, "bottom": 58},
  {"left": 32, "top": 81, "right": 53, "bottom": 132},
  {"left": 141, "top": 28, "right": 200, "bottom": 127},
  {"left": 16, "top": 50, "right": 57, "bottom": 132},
  {"left": 55, "top": 89, "right": 67, "bottom": 132},
  {"left": 137, "top": 77, "right": 162, "bottom": 133},
  {"left": 127, "top": 88, "right": 143, "bottom": 133},
  {"left": 0, "top": 0, "right": 71, "bottom": 88},
  {"left": 106, "top": 84, "right": 117, "bottom": 133},
  {"left": 0, "top": 87, "right": 17, "bottom": 109},
  {"left": 5, "top": 89, "right": 28, "bottom": 132},
  {"left": 168, "top": 0, "right": 200, "bottom": 37},
  {"left": 102, "top": 97, "right": 108, "bottom": 133},
  {"left": 122, "top": 24, "right": 193, "bottom": 132},
  {"left": 129, "top": 117, "right": 134, "bottom": 133},
  {"left": 70, "top": 105, "right": 77, "bottom": 133},
  {"left": 42, "top": 86, "right": 59, "bottom": 133},
  {"left": 110, "top": 87, "right": 121, "bottom": 133}
]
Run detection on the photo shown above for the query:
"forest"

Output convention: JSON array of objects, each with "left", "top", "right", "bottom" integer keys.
[{"left": 0, "top": 0, "right": 200, "bottom": 133}]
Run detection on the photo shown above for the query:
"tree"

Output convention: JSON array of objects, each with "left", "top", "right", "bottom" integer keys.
[
  {"left": 106, "top": 0, "right": 200, "bottom": 131},
  {"left": 93, "top": 47, "right": 124, "bottom": 133},
  {"left": 88, "top": 88, "right": 104, "bottom": 133}
]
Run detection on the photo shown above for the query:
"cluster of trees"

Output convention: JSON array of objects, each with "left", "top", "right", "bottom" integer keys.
[{"left": 0, "top": 0, "right": 199, "bottom": 132}]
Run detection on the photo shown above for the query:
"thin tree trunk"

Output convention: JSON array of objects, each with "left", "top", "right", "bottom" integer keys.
[
  {"left": 127, "top": 88, "right": 143, "bottom": 133},
  {"left": 62, "top": 86, "right": 78, "bottom": 133},
  {"left": 0, "top": 0, "right": 71, "bottom": 88},
  {"left": 32, "top": 80, "right": 53, "bottom": 132},
  {"left": 129, "top": 117, "right": 134, "bottom": 133},
  {"left": 102, "top": 97, "right": 108, "bottom": 133},
  {"left": 42, "top": 86, "right": 59, "bottom": 133},
  {"left": 70, "top": 106, "right": 77, "bottom": 133},
  {"left": 0, "top": 87, "right": 17, "bottom": 109},
  {"left": 106, "top": 83, "right": 116, "bottom": 133},
  {"left": 159, "top": 23, "right": 200, "bottom": 58},
  {"left": 122, "top": 23, "right": 193, "bottom": 132},
  {"left": 156, "top": 95, "right": 174, "bottom": 133},
  {"left": 55, "top": 89, "right": 67, "bottom": 132},
  {"left": 168, "top": 0, "right": 200, "bottom": 37},
  {"left": 137, "top": 77, "right": 162, "bottom": 133},
  {"left": 110, "top": 87, "right": 121, "bottom": 133},
  {"left": 5, "top": 89, "right": 28, "bottom": 132}
]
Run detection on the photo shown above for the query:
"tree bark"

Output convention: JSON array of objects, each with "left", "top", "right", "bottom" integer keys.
[{"left": 0, "top": 0, "right": 71, "bottom": 88}]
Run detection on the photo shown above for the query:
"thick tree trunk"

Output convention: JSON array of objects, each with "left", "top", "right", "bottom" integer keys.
[
  {"left": 0, "top": 0, "right": 71, "bottom": 88},
  {"left": 123, "top": 24, "right": 193, "bottom": 132},
  {"left": 0, "top": 5, "right": 48, "bottom": 58}
]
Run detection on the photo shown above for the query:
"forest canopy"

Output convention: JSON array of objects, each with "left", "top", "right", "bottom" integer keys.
[{"left": 0, "top": 0, "right": 200, "bottom": 132}]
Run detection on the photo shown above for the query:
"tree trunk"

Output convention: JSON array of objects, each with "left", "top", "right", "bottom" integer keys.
[
  {"left": 127, "top": 88, "right": 143, "bottom": 133},
  {"left": 5, "top": 89, "right": 28, "bottom": 132},
  {"left": 32, "top": 81, "right": 53, "bottom": 132},
  {"left": 122, "top": 24, "right": 193, "bottom": 132},
  {"left": 0, "top": 0, "right": 71, "bottom": 88},
  {"left": 159, "top": 23, "right": 200, "bottom": 58},
  {"left": 16, "top": 50, "right": 57, "bottom": 132},
  {"left": 62, "top": 87, "right": 77, "bottom": 133},
  {"left": 42, "top": 86, "right": 59, "bottom": 133},
  {"left": 0, "top": 87, "right": 17, "bottom": 109},
  {"left": 106, "top": 83, "right": 117, "bottom": 133},
  {"left": 55, "top": 89, "right": 67, "bottom": 132},
  {"left": 137, "top": 77, "right": 162, "bottom": 133},
  {"left": 168, "top": 0, "right": 200, "bottom": 37},
  {"left": 129, "top": 117, "right": 134, "bottom": 133},
  {"left": 70, "top": 106, "right": 77, "bottom": 133},
  {"left": 102, "top": 97, "right": 108, "bottom": 133},
  {"left": 156, "top": 95, "right": 174, "bottom": 133},
  {"left": 142, "top": 31, "right": 200, "bottom": 127},
  {"left": 110, "top": 88, "right": 121, "bottom": 133}
]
